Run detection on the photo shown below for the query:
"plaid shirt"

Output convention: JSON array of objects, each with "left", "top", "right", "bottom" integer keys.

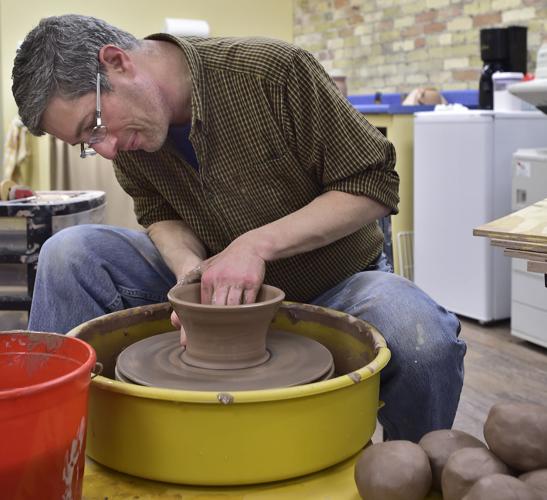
[{"left": 113, "top": 34, "right": 399, "bottom": 302}]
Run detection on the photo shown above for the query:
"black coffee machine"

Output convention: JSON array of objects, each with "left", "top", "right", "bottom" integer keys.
[{"left": 479, "top": 26, "right": 527, "bottom": 109}]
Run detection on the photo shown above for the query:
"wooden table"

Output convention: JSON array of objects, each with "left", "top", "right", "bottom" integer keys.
[{"left": 474, "top": 198, "right": 547, "bottom": 286}]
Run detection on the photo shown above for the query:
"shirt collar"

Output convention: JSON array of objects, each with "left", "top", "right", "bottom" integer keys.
[{"left": 144, "top": 33, "right": 207, "bottom": 132}]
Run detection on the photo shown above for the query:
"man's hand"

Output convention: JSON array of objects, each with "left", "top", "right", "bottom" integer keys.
[
  {"left": 170, "top": 310, "right": 187, "bottom": 345},
  {"left": 199, "top": 237, "right": 266, "bottom": 305}
]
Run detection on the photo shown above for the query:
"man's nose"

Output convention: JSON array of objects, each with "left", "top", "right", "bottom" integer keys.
[{"left": 92, "top": 135, "right": 118, "bottom": 160}]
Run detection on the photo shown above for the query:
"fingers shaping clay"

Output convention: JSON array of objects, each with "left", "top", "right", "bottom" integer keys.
[
  {"left": 354, "top": 440, "right": 432, "bottom": 500},
  {"left": 419, "top": 429, "right": 486, "bottom": 491},
  {"left": 441, "top": 447, "right": 511, "bottom": 500},
  {"left": 520, "top": 469, "right": 547, "bottom": 496},
  {"left": 462, "top": 474, "right": 542, "bottom": 500},
  {"left": 484, "top": 402, "right": 547, "bottom": 472}
]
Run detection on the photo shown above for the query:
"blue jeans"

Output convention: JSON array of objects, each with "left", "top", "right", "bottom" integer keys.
[{"left": 29, "top": 224, "right": 466, "bottom": 442}]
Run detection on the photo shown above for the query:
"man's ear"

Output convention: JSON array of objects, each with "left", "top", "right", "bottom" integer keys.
[{"left": 98, "top": 45, "right": 134, "bottom": 75}]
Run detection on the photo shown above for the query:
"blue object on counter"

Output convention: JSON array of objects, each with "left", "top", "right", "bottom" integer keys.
[{"left": 348, "top": 89, "right": 478, "bottom": 114}]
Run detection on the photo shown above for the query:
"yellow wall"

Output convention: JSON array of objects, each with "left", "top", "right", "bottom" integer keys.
[{"left": 0, "top": 0, "right": 294, "bottom": 187}]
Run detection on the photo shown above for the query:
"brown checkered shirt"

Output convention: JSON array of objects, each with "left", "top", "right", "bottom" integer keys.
[{"left": 113, "top": 34, "right": 399, "bottom": 303}]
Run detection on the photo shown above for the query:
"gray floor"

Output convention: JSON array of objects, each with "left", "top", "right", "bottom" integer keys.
[{"left": 2, "top": 310, "right": 546, "bottom": 443}]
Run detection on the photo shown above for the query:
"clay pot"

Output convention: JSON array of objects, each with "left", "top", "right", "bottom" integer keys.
[{"left": 168, "top": 283, "right": 285, "bottom": 370}]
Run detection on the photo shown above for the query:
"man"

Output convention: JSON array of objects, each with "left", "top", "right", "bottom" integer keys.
[{"left": 12, "top": 15, "right": 466, "bottom": 442}]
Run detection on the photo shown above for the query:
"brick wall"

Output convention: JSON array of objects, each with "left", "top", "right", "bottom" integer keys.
[{"left": 294, "top": 0, "right": 547, "bottom": 94}]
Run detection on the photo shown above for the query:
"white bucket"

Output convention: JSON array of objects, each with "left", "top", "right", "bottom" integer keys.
[{"left": 492, "top": 72, "right": 524, "bottom": 111}]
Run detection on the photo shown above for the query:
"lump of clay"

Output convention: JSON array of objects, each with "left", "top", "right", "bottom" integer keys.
[
  {"left": 419, "top": 429, "right": 486, "bottom": 491},
  {"left": 441, "top": 447, "right": 511, "bottom": 500},
  {"left": 462, "top": 474, "right": 542, "bottom": 500},
  {"left": 520, "top": 469, "right": 547, "bottom": 496},
  {"left": 484, "top": 402, "right": 547, "bottom": 472},
  {"left": 354, "top": 440, "right": 432, "bottom": 500}
]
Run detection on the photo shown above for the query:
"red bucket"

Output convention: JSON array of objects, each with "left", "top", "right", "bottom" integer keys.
[{"left": 0, "top": 331, "right": 96, "bottom": 500}]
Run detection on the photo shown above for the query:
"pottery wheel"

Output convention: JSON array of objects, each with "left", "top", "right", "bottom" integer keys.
[{"left": 115, "top": 330, "right": 334, "bottom": 391}]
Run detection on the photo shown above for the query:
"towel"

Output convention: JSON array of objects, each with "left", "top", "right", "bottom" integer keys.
[{"left": 3, "top": 116, "right": 30, "bottom": 183}]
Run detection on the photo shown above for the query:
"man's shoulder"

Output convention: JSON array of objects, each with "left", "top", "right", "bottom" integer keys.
[{"left": 189, "top": 36, "right": 301, "bottom": 84}]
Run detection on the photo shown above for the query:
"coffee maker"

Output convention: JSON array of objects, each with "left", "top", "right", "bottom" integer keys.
[{"left": 479, "top": 26, "right": 527, "bottom": 109}]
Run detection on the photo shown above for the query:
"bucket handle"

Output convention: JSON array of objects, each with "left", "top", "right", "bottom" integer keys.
[{"left": 91, "top": 362, "right": 104, "bottom": 379}]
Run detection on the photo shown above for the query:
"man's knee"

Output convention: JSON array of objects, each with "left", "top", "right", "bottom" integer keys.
[
  {"left": 346, "top": 272, "right": 465, "bottom": 362},
  {"left": 38, "top": 224, "right": 107, "bottom": 272}
]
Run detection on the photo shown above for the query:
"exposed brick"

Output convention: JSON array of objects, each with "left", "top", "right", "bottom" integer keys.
[
  {"left": 349, "top": 14, "right": 365, "bottom": 24},
  {"left": 463, "top": 1, "right": 492, "bottom": 16},
  {"left": 453, "top": 69, "right": 481, "bottom": 81},
  {"left": 395, "top": 15, "right": 415, "bottom": 28},
  {"left": 438, "top": 6, "right": 464, "bottom": 20},
  {"left": 492, "top": 0, "right": 520, "bottom": 10},
  {"left": 439, "top": 33, "right": 453, "bottom": 45},
  {"left": 402, "top": 25, "right": 424, "bottom": 37},
  {"left": 502, "top": 7, "right": 536, "bottom": 23},
  {"left": 416, "top": 10, "right": 438, "bottom": 23},
  {"left": 424, "top": 22, "right": 446, "bottom": 33},
  {"left": 426, "top": 0, "right": 450, "bottom": 8},
  {"left": 335, "top": 0, "right": 350, "bottom": 8},
  {"left": 378, "top": 19, "right": 394, "bottom": 30},
  {"left": 447, "top": 16, "right": 473, "bottom": 31},
  {"left": 294, "top": 0, "right": 546, "bottom": 94},
  {"left": 473, "top": 13, "right": 502, "bottom": 27},
  {"left": 444, "top": 57, "right": 470, "bottom": 69}
]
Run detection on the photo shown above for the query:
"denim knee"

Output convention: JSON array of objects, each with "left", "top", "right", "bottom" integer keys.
[
  {"left": 333, "top": 271, "right": 465, "bottom": 368},
  {"left": 38, "top": 224, "right": 105, "bottom": 275}
]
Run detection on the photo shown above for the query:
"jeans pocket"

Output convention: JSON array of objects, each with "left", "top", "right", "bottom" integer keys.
[{"left": 116, "top": 285, "right": 167, "bottom": 308}]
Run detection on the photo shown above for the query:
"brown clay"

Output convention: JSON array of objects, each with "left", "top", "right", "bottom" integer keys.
[
  {"left": 520, "top": 469, "right": 547, "bottom": 496},
  {"left": 354, "top": 440, "right": 432, "bottom": 500},
  {"left": 168, "top": 283, "right": 285, "bottom": 369},
  {"left": 484, "top": 402, "right": 547, "bottom": 472},
  {"left": 419, "top": 429, "right": 486, "bottom": 491},
  {"left": 116, "top": 330, "right": 334, "bottom": 391},
  {"left": 462, "top": 474, "right": 542, "bottom": 500},
  {"left": 441, "top": 447, "right": 511, "bottom": 500}
]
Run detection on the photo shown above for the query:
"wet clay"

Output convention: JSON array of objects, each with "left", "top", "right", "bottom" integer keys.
[
  {"left": 116, "top": 330, "right": 334, "bottom": 391},
  {"left": 462, "top": 474, "right": 542, "bottom": 500},
  {"left": 441, "top": 447, "right": 511, "bottom": 500},
  {"left": 419, "top": 429, "right": 486, "bottom": 491},
  {"left": 354, "top": 440, "right": 432, "bottom": 500},
  {"left": 520, "top": 469, "right": 547, "bottom": 496},
  {"left": 116, "top": 283, "right": 337, "bottom": 390},
  {"left": 168, "top": 283, "right": 285, "bottom": 369},
  {"left": 484, "top": 402, "right": 547, "bottom": 472}
]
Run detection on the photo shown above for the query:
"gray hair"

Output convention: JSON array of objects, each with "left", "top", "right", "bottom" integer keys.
[{"left": 12, "top": 14, "right": 141, "bottom": 136}]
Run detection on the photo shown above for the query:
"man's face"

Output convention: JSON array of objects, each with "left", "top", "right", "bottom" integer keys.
[{"left": 41, "top": 71, "right": 170, "bottom": 161}]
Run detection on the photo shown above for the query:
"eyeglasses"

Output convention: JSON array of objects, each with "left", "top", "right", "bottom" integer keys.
[{"left": 80, "top": 72, "right": 108, "bottom": 159}]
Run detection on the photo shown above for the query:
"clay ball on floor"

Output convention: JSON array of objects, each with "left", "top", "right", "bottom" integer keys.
[
  {"left": 483, "top": 402, "right": 547, "bottom": 472},
  {"left": 354, "top": 440, "right": 432, "bottom": 500},
  {"left": 519, "top": 469, "right": 547, "bottom": 496},
  {"left": 419, "top": 429, "right": 486, "bottom": 491},
  {"left": 441, "top": 447, "right": 511, "bottom": 500},
  {"left": 461, "top": 474, "right": 543, "bottom": 500}
]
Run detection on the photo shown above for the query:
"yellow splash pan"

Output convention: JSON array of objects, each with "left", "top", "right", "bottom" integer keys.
[{"left": 68, "top": 301, "right": 390, "bottom": 486}]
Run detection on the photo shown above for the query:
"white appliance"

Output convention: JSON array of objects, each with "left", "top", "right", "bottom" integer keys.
[
  {"left": 414, "top": 110, "right": 547, "bottom": 322},
  {"left": 511, "top": 148, "right": 547, "bottom": 347}
]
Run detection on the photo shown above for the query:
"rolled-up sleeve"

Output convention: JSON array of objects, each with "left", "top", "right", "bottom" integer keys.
[{"left": 284, "top": 48, "right": 400, "bottom": 214}]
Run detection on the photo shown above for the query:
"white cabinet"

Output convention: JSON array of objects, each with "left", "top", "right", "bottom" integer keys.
[
  {"left": 511, "top": 148, "right": 547, "bottom": 347},
  {"left": 414, "top": 111, "right": 547, "bottom": 322}
]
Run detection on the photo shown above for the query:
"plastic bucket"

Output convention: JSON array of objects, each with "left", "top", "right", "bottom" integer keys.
[{"left": 0, "top": 331, "right": 96, "bottom": 500}]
